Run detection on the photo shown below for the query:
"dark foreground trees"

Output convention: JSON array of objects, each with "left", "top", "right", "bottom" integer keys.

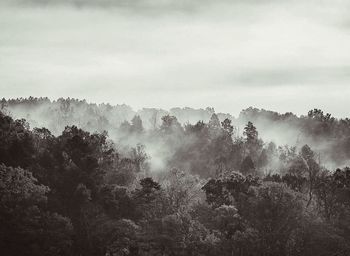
[
  {"left": 202, "top": 171, "right": 350, "bottom": 256},
  {"left": 0, "top": 164, "right": 73, "bottom": 256},
  {"left": 0, "top": 110, "right": 350, "bottom": 255}
]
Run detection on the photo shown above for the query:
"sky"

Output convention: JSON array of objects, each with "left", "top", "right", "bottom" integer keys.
[{"left": 1, "top": 0, "right": 350, "bottom": 117}]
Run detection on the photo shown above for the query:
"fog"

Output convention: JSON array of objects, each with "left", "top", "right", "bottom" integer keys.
[{"left": 1, "top": 0, "right": 350, "bottom": 117}]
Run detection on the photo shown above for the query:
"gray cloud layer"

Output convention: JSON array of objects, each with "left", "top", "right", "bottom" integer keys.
[{"left": 1, "top": 0, "right": 350, "bottom": 117}]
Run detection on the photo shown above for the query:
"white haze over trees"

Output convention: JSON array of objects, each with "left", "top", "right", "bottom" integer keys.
[{"left": 2, "top": 97, "right": 350, "bottom": 173}]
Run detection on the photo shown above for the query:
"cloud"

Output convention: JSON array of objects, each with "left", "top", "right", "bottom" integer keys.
[
  {"left": 233, "top": 67, "right": 350, "bottom": 86},
  {"left": 1, "top": 0, "right": 350, "bottom": 117}
]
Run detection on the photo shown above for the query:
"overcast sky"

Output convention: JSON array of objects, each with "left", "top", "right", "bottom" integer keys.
[{"left": 1, "top": 0, "right": 350, "bottom": 117}]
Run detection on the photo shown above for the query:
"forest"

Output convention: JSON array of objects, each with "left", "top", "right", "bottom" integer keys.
[{"left": 0, "top": 97, "right": 350, "bottom": 256}]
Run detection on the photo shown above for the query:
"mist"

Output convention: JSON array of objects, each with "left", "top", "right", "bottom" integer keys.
[{"left": 2, "top": 98, "right": 350, "bottom": 176}]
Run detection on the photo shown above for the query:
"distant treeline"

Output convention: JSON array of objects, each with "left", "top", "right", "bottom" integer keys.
[{"left": 2, "top": 97, "right": 350, "bottom": 169}]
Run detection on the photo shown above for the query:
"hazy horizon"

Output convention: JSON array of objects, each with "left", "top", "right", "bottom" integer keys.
[{"left": 1, "top": 0, "right": 350, "bottom": 117}]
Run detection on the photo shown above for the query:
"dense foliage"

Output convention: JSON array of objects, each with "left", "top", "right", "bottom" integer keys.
[{"left": 1, "top": 98, "right": 350, "bottom": 255}]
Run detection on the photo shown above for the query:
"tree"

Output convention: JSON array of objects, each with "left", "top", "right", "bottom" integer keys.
[
  {"left": 314, "top": 168, "right": 350, "bottom": 223},
  {"left": 160, "top": 115, "right": 181, "bottom": 132},
  {"left": 300, "top": 144, "right": 320, "bottom": 206},
  {"left": 92, "top": 218, "right": 140, "bottom": 256},
  {"left": 0, "top": 164, "right": 73, "bottom": 255},
  {"left": 0, "top": 112, "right": 35, "bottom": 168},
  {"left": 130, "top": 144, "right": 149, "bottom": 174},
  {"left": 243, "top": 121, "right": 258, "bottom": 144},
  {"left": 131, "top": 115, "right": 143, "bottom": 133},
  {"left": 240, "top": 156, "right": 256, "bottom": 175},
  {"left": 243, "top": 121, "right": 262, "bottom": 163},
  {"left": 221, "top": 118, "right": 234, "bottom": 137},
  {"left": 161, "top": 168, "right": 205, "bottom": 213},
  {"left": 37, "top": 125, "right": 116, "bottom": 255},
  {"left": 184, "top": 120, "right": 206, "bottom": 134},
  {"left": 202, "top": 171, "right": 259, "bottom": 208},
  {"left": 241, "top": 182, "right": 304, "bottom": 256},
  {"left": 133, "top": 178, "right": 162, "bottom": 220},
  {"left": 208, "top": 113, "right": 221, "bottom": 129}
]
